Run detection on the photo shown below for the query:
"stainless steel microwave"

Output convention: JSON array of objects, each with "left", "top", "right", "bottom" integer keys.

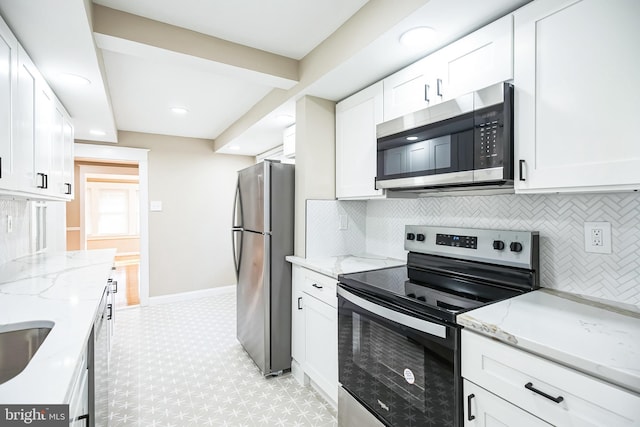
[{"left": 375, "top": 82, "right": 514, "bottom": 194}]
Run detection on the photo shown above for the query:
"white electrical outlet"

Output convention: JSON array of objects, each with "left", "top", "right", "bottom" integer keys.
[
  {"left": 339, "top": 214, "right": 348, "bottom": 230},
  {"left": 584, "top": 222, "right": 611, "bottom": 254}
]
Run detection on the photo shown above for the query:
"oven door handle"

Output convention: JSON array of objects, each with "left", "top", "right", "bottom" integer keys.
[{"left": 337, "top": 287, "right": 447, "bottom": 339}]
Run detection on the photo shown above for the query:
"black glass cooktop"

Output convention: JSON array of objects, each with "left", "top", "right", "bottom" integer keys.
[{"left": 338, "top": 265, "right": 488, "bottom": 324}]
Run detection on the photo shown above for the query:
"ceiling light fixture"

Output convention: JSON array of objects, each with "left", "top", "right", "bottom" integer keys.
[
  {"left": 170, "top": 107, "right": 189, "bottom": 115},
  {"left": 58, "top": 73, "right": 91, "bottom": 86},
  {"left": 406, "top": 136, "right": 419, "bottom": 141},
  {"left": 399, "top": 27, "right": 437, "bottom": 48},
  {"left": 89, "top": 129, "right": 106, "bottom": 136}
]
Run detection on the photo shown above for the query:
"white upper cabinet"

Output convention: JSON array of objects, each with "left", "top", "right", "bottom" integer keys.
[
  {"left": 0, "top": 17, "right": 17, "bottom": 189},
  {"left": 383, "top": 54, "right": 444, "bottom": 122},
  {"left": 336, "top": 82, "right": 384, "bottom": 199},
  {"left": 14, "top": 45, "right": 37, "bottom": 192},
  {"left": 382, "top": 14, "right": 513, "bottom": 123},
  {"left": 514, "top": 0, "right": 640, "bottom": 193},
  {"left": 438, "top": 14, "right": 513, "bottom": 100},
  {"left": 0, "top": 14, "right": 74, "bottom": 200}
]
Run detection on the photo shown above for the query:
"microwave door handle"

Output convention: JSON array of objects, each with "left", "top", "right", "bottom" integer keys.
[{"left": 337, "top": 287, "right": 447, "bottom": 339}]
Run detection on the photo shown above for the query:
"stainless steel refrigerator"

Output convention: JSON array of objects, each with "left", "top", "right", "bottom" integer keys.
[{"left": 232, "top": 160, "right": 294, "bottom": 376}]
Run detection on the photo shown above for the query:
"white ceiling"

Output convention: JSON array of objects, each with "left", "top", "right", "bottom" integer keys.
[{"left": 0, "top": 0, "right": 531, "bottom": 156}]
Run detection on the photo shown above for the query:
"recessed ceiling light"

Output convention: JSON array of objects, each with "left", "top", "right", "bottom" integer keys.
[
  {"left": 400, "top": 27, "right": 437, "bottom": 48},
  {"left": 229, "top": 145, "right": 241, "bottom": 151},
  {"left": 89, "top": 129, "right": 107, "bottom": 136},
  {"left": 58, "top": 73, "right": 91, "bottom": 86},
  {"left": 170, "top": 107, "right": 189, "bottom": 115},
  {"left": 406, "top": 136, "right": 419, "bottom": 141}
]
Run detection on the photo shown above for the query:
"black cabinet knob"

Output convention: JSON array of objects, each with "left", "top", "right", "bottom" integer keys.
[
  {"left": 493, "top": 240, "right": 505, "bottom": 250},
  {"left": 510, "top": 241, "right": 523, "bottom": 253},
  {"left": 416, "top": 233, "right": 426, "bottom": 242},
  {"left": 407, "top": 233, "right": 416, "bottom": 241}
]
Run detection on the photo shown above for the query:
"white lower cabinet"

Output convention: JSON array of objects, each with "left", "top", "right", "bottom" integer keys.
[
  {"left": 464, "top": 380, "right": 551, "bottom": 427},
  {"left": 67, "top": 341, "right": 89, "bottom": 426},
  {"left": 291, "top": 265, "right": 338, "bottom": 405},
  {"left": 462, "top": 330, "right": 640, "bottom": 426}
]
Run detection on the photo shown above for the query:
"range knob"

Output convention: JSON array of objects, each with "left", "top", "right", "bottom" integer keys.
[
  {"left": 407, "top": 293, "right": 416, "bottom": 298},
  {"left": 510, "top": 241, "right": 523, "bottom": 253},
  {"left": 407, "top": 233, "right": 416, "bottom": 241},
  {"left": 416, "top": 233, "right": 426, "bottom": 242},
  {"left": 492, "top": 240, "right": 505, "bottom": 251}
]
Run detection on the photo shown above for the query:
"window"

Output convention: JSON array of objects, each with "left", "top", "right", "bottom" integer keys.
[{"left": 86, "top": 180, "right": 139, "bottom": 237}]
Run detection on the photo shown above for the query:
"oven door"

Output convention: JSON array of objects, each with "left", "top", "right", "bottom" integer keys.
[{"left": 337, "top": 285, "right": 461, "bottom": 427}]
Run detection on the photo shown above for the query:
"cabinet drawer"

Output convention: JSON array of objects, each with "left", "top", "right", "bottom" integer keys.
[
  {"left": 462, "top": 330, "right": 640, "bottom": 426},
  {"left": 301, "top": 269, "right": 337, "bottom": 308},
  {"left": 464, "top": 379, "right": 551, "bottom": 427}
]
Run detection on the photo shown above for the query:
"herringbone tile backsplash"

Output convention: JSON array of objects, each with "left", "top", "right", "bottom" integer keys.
[{"left": 306, "top": 193, "right": 640, "bottom": 307}]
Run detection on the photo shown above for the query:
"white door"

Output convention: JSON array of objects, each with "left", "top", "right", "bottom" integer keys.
[
  {"left": 514, "top": 0, "right": 640, "bottom": 192},
  {"left": 336, "top": 82, "right": 384, "bottom": 199}
]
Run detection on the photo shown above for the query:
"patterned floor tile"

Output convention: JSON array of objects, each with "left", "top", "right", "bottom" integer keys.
[{"left": 109, "top": 292, "right": 337, "bottom": 426}]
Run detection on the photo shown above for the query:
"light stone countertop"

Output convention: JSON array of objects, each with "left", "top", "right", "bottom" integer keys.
[
  {"left": 0, "top": 249, "right": 116, "bottom": 404},
  {"left": 285, "top": 254, "right": 405, "bottom": 279},
  {"left": 458, "top": 288, "right": 640, "bottom": 394}
]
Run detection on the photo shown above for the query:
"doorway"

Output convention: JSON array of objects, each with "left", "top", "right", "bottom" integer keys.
[
  {"left": 68, "top": 144, "right": 150, "bottom": 306},
  {"left": 67, "top": 161, "right": 141, "bottom": 306}
]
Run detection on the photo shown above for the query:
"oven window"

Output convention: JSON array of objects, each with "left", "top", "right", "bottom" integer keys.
[{"left": 339, "top": 296, "right": 458, "bottom": 426}]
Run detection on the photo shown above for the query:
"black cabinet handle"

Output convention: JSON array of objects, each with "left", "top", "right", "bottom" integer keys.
[
  {"left": 112, "top": 280, "right": 118, "bottom": 293},
  {"left": 424, "top": 84, "right": 430, "bottom": 103},
  {"left": 467, "top": 394, "right": 476, "bottom": 421},
  {"left": 436, "top": 78, "right": 443, "bottom": 97},
  {"left": 65, "top": 182, "right": 72, "bottom": 195},
  {"left": 312, "top": 283, "right": 323, "bottom": 289},
  {"left": 297, "top": 297, "right": 302, "bottom": 310},
  {"left": 107, "top": 304, "right": 113, "bottom": 320},
  {"left": 519, "top": 159, "right": 526, "bottom": 181},
  {"left": 78, "top": 414, "right": 89, "bottom": 426},
  {"left": 37, "top": 173, "right": 48, "bottom": 189},
  {"left": 525, "top": 382, "right": 564, "bottom": 403}
]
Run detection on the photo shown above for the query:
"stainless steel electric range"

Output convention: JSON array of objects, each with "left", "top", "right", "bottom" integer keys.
[{"left": 337, "top": 225, "right": 539, "bottom": 427}]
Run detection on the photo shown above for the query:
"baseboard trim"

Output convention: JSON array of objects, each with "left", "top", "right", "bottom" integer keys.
[{"left": 149, "top": 285, "right": 236, "bottom": 305}]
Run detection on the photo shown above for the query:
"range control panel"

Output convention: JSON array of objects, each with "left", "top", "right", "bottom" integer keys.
[{"left": 405, "top": 225, "right": 538, "bottom": 270}]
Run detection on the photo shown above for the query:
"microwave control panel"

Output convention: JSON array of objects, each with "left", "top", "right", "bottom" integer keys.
[{"left": 475, "top": 108, "right": 503, "bottom": 169}]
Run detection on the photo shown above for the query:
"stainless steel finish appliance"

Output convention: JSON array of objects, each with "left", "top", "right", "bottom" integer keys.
[
  {"left": 232, "top": 160, "right": 294, "bottom": 376},
  {"left": 375, "top": 82, "right": 514, "bottom": 195},
  {"left": 337, "top": 225, "right": 539, "bottom": 426}
]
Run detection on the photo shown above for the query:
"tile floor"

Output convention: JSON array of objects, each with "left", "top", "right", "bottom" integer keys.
[{"left": 109, "top": 291, "right": 337, "bottom": 426}]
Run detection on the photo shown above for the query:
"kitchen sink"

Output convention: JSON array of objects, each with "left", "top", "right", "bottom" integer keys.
[{"left": 0, "top": 321, "right": 54, "bottom": 385}]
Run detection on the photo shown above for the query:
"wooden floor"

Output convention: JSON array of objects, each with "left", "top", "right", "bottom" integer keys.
[{"left": 114, "top": 253, "right": 140, "bottom": 306}]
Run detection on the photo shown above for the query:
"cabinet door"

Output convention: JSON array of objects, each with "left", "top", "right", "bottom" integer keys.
[
  {"left": 439, "top": 15, "right": 513, "bottom": 100},
  {"left": 291, "top": 265, "right": 305, "bottom": 364},
  {"left": 514, "top": 0, "right": 640, "bottom": 192},
  {"left": 383, "top": 56, "right": 440, "bottom": 121},
  {"left": 336, "top": 82, "right": 384, "bottom": 199},
  {"left": 14, "top": 45, "right": 37, "bottom": 192},
  {"left": 464, "top": 380, "right": 551, "bottom": 427},
  {"left": 303, "top": 292, "right": 338, "bottom": 404},
  {"left": 0, "top": 16, "right": 17, "bottom": 188},
  {"left": 34, "top": 79, "right": 53, "bottom": 195},
  {"left": 62, "top": 113, "right": 74, "bottom": 198}
]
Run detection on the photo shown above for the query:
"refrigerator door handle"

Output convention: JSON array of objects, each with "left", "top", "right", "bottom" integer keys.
[
  {"left": 232, "top": 229, "right": 243, "bottom": 281},
  {"left": 232, "top": 179, "right": 243, "bottom": 229}
]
